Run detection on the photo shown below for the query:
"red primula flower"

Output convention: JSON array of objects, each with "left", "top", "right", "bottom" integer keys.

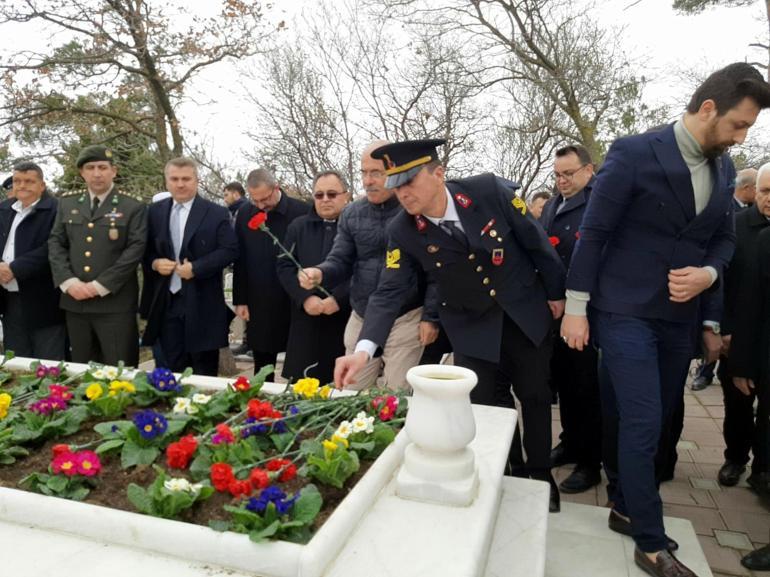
[
  {"left": 51, "top": 453, "right": 79, "bottom": 476},
  {"left": 75, "top": 451, "right": 102, "bottom": 477},
  {"left": 378, "top": 396, "right": 399, "bottom": 422},
  {"left": 266, "top": 458, "right": 297, "bottom": 482},
  {"left": 548, "top": 236, "right": 560, "bottom": 247},
  {"left": 249, "top": 468, "right": 270, "bottom": 490},
  {"left": 210, "top": 462, "right": 235, "bottom": 492},
  {"left": 248, "top": 212, "right": 268, "bottom": 230},
  {"left": 232, "top": 376, "right": 251, "bottom": 392},
  {"left": 48, "top": 384, "right": 73, "bottom": 400},
  {"left": 227, "top": 479, "right": 253, "bottom": 498},
  {"left": 51, "top": 444, "right": 71, "bottom": 458}
]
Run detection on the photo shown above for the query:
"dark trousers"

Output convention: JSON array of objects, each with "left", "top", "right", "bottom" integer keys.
[
  {"left": 66, "top": 310, "right": 139, "bottom": 366},
  {"left": 419, "top": 327, "right": 453, "bottom": 365},
  {"left": 454, "top": 313, "right": 553, "bottom": 473},
  {"left": 251, "top": 350, "right": 278, "bottom": 382},
  {"left": 159, "top": 293, "right": 218, "bottom": 376},
  {"left": 720, "top": 360, "right": 764, "bottom": 470},
  {"left": 594, "top": 310, "right": 694, "bottom": 553},
  {"left": 3, "top": 292, "right": 66, "bottom": 360},
  {"left": 696, "top": 358, "right": 717, "bottom": 381},
  {"left": 551, "top": 332, "right": 602, "bottom": 470}
]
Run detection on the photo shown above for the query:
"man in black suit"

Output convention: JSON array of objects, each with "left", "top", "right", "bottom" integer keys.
[
  {"left": 720, "top": 165, "right": 770, "bottom": 488},
  {"left": 233, "top": 169, "right": 309, "bottom": 378},
  {"left": 322, "top": 139, "right": 566, "bottom": 511},
  {"left": 0, "top": 162, "right": 65, "bottom": 359},
  {"left": 140, "top": 157, "right": 238, "bottom": 376},
  {"left": 540, "top": 145, "right": 602, "bottom": 493}
]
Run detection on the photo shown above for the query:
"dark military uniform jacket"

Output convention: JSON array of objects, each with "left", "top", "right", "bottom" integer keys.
[
  {"left": 48, "top": 188, "right": 147, "bottom": 313},
  {"left": 359, "top": 173, "right": 566, "bottom": 363}
]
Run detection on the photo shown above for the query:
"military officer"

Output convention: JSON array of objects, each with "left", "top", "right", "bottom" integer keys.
[
  {"left": 48, "top": 145, "right": 147, "bottom": 366},
  {"left": 326, "top": 139, "right": 566, "bottom": 511}
]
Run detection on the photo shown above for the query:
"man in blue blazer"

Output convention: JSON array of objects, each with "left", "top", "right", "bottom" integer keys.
[
  {"left": 141, "top": 157, "right": 238, "bottom": 376},
  {"left": 561, "top": 63, "right": 770, "bottom": 577}
]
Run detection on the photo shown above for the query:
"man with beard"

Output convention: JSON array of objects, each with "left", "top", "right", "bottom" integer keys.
[{"left": 561, "top": 63, "right": 770, "bottom": 577}]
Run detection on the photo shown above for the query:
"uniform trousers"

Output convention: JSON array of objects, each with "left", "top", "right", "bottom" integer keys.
[
  {"left": 454, "top": 312, "right": 553, "bottom": 473},
  {"left": 719, "top": 360, "right": 765, "bottom": 471},
  {"left": 66, "top": 310, "right": 139, "bottom": 366},
  {"left": 594, "top": 310, "right": 694, "bottom": 553},
  {"left": 159, "top": 293, "right": 218, "bottom": 376},
  {"left": 3, "top": 292, "right": 66, "bottom": 360}
]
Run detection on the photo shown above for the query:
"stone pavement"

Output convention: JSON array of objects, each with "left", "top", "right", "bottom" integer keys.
[{"left": 552, "top": 374, "right": 770, "bottom": 577}]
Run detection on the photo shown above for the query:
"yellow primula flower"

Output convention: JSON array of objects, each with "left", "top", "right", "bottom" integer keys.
[
  {"left": 108, "top": 380, "right": 136, "bottom": 396},
  {"left": 292, "top": 377, "right": 320, "bottom": 399},
  {"left": 0, "top": 392, "right": 11, "bottom": 420},
  {"left": 322, "top": 439, "right": 339, "bottom": 452},
  {"left": 85, "top": 383, "right": 104, "bottom": 400},
  {"left": 318, "top": 385, "right": 332, "bottom": 399},
  {"left": 331, "top": 434, "right": 349, "bottom": 448}
]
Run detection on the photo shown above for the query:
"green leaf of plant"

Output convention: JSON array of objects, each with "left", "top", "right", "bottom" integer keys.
[
  {"left": 208, "top": 519, "right": 231, "bottom": 532},
  {"left": 95, "top": 439, "right": 125, "bottom": 454},
  {"left": 248, "top": 520, "right": 280, "bottom": 543},
  {"left": 127, "top": 483, "right": 154, "bottom": 514},
  {"left": 121, "top": 439, "right": 159, "bottom": 469},
  {"left": 292, "top": 485, "right": 322, "bottom": 524}
]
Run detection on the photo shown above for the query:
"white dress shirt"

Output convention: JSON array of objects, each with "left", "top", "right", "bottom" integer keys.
[{"left": 2, "top": 198, "right": 41, "bottom": 292}]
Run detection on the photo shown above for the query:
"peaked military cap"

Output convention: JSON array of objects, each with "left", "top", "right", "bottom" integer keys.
[
  {"left": 371, "top": 138, "right": 446, "bottom": 189},
  {"left": 76, "top": 145, "right": 115, "bottom": 168}
]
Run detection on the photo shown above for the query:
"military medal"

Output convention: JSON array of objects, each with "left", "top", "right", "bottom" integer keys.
[
  {"left": 454, "top": 193, "right": 472, "bottom": 209},
  {"left": 427, "top": 244, "right": 439, "bottom": 254},
  {"left": 480, "top": 219, "right": 495, "bottom": 236},
  {"left": 415, "top": 215, "right": 427, "bottom": 232},
  {"left": 492, "top": 248, "right": 504, "bottom": 266},
  {"left": 109, "top": 227, "right": 119, "bottom": 241},
  {"left": 489, "top": 229, "right": 498, "bottom": 238}
]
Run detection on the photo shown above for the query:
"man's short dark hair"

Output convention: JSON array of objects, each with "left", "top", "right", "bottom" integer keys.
[
  {"left": 530, "top": 190, "right": 551, "bottom": 203},
  {"left": 312, "top": 170, "right": 349, "bottom": 191},
  {"left": 13, "top": 161, "right": 44, "bottom": 181},
  {"left": 224, "top": 181, "right": 245, "bottom": 196},
  {"left": 555, "top": 144, "right": 593, "bottom": 166},
  {"left": 686, "top": 62, "right": 770, "bottom": 115}
]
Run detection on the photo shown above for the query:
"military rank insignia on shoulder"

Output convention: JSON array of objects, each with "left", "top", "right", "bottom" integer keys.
[
  {"left": 386, "top": 249, "right": 401, "bottom": 269},
  {"left": 454, "top": 193, "right": 472, "bottom": 209},
  {"left": 511, "top": 196, "right": 527, "bottom": 215}
]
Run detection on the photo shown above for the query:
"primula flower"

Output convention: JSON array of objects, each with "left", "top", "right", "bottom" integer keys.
[
  {"left": 173, "top": 397, "right": 194, "bottom": 414},
  {"left": 52, "top": 444, "right": 71, "bottom": 458},
  {"left": 51, "top": 452, "right": 78, "bottom": 476},
  {"left": 166, "top": 435, "right": 198, "bottom": 469},
  {"left": 246, "top": 486, "right": 296, "bottom": 515},
  {"left": 335, "top": 421, "right": 352, "bottom": 439},
  {"left": 378, "top": 396, "right": 399, "bottom": 422},
  {"left": 104, "top": 367, "right": 119, "bottom": 380},
  {"left": 248, "top": 211, "right": 267, "bottom": 230},
  {"left": 192, "top": 393, "right": 211, "bottom": 405},
  {"left": 292, "top": 377, "right": 320, "bottom": 399},
  {"left": 231, "top": 376, "right": 251, "bottom": 392},
  {"left": 249, "top": 468, "right": 270, "bottom": 490},
  {"left": 29, "top": 396, "right": 68, "bottom": 415},
  {"left": 91, "top": 369, "right": 107, "bottom": 380},
  {"left": 133, "top": 410, "right": 168, "bottom": 440},
  {"left": 266, "top": 458, "right": 297, "bottom": 483},
  {"left": 48, "top": 384, "right": 73, "bottom": 400},
  {"left": 75, "top": 451, "right": 101, "bottom": 476},
  {"left": 211, "top": 423, "right": 236, "bottom": 445},
  {"left": 323, "top": 439, "right": 340, "bottom": 454},
  {"left": 35, "top": 365, "right": 48, "bottom": 379},
  {"left": 0, "top": 392, "right": 11, "bottom": 420},
  {"left": 108, "top": 380, "right": 136, "bottom": 396},
  {"left": 318, "top": 385, "right": 332, "bottom": 399},
  {"left": 147, "top": 367, "right": 180, "bottom": 392},
  {"left": 164, "top": 478, "right": 201, "bottom": 494},
  {"left": 85, "top": 383, "right": 104, "bottom": 400},
  {"left": 210, "top": 462, "right": 235, "bottom": 492},
  {"left": 331, "top": 434, "right": 349, "bottom": 448}
]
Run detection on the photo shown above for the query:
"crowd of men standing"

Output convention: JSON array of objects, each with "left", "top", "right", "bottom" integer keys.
[{"left": 2, "top": 61, "right": 770, "bottom": 577}]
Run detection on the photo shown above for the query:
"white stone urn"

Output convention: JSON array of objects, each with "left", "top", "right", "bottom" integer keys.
[{"left": 396, "top": 364, "right": 480, "bottom": 506}]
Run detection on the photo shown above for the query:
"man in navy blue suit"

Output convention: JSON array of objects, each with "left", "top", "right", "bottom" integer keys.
[
  {"left": 140, "top": 157, "right": 238, "bottom": 376},
  {"left": 561, "top": 63, "right": 770, "bottom": 577}
]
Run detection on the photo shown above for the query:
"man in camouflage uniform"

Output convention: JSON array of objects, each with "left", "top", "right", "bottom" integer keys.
[{"left": 48, "top": 145, "right": 147, "bottom": 366}]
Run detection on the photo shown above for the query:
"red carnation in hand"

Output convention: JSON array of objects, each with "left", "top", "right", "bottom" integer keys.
[
  {"left": 249, "top": 467, "right": 270, "bottom": 490},
  {"left": 210, "top": 462, "right": 235, "bottom": 492},
  {"left": 248, "top": 211, "right": 268, "bottom": 230},
  {"left": 548, "top": 236, "right": 560, "bottom": 247}
]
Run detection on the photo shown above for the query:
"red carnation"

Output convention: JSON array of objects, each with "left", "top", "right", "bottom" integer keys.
[
  {"left": 228, "top": 479, "right": 252, "bottom": 498},
  {"left": 548, "top": 236, "right": 560, "bottom": 247},
  {"left": 249, "top": 468, "right": 270, "bottom": 490},
  {"left": 166, "top": 434, "right": 198, "bottom": 469},
  {"left": 247, "top": 399, "right": 277, "bottom": 420},
  {"left": 52, "top": 444, "right": 72, "bottom": 458},
  {"left": 248, "top": 212, "right": 268, "bottom": 230},
  {"left": 266, "top": 458, "right": 297, "bottom": 482},
  {"left": 210, "top": 462, "right": 235, "bottom": 492}
]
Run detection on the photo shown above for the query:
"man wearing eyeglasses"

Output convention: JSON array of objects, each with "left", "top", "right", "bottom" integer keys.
[
  {"left": 298, "top": 141, "right": 438, "bottom": 391},
  {"left": 232, "top": 168, "right": 309, "bottom": 379},
  {"left": 540, "top": 144, "right": 603, "bottom": 495}
]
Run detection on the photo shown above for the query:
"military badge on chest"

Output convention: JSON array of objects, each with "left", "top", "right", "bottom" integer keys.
[
  {"left": 105, "top": 210, "right": 123, "bottom": 241},
  {"left": 492, "top": 248, "right": 504, "bottom": 266}
]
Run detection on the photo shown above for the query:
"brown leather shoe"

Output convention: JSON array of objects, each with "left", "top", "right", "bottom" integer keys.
[
  {"left": 634, "top": 548, "right": 699, "bottom": 577},
  {"left": 608, "top": 509, "right": 678, "bottom": 551}
]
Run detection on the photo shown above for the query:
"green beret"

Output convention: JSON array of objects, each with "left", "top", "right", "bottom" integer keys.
[{"left": 76, "top": 145, "right": 115, "bottom": 168}]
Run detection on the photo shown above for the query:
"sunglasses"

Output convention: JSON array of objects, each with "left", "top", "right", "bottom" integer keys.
[{"left": 313, "top": 191, "right": 345, "bottom": 200}]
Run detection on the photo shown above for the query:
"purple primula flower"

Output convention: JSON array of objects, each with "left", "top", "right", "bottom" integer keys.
[
  {"left": 147, "top": 367, "right": 181, "bottom": 393},
  {"left": 245, "top": 486, "right": 296, "bottom": 515},
  {"left": 133, "top": 410, "right": 168, "bottom": 440}
]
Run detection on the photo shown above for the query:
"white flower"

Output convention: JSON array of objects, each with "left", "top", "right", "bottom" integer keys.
[
  {"left": 192, "top": 393, "right": 211, "bottom": 405},
  {"left": 351, "top": 417, "right": 369, "bottom": 433},
  {"left": 335, "top": 420, "right": 353, "bottom": 439},
  {"left": 164, "top": 478, "right": 192, "bottom": 492},
  {"left": 352, "top": 412, "right": 375, "bottom": 434},
  {"left": 173, "top": 397, "right": 192, "bottom": 414},
  {"left": 186, "top": 404, "right": 199, "bottom": 415},
  {"left": 91, "top": 369, "right": 106, "bottom": 380},
  {"left": 189, "top": 483, "right": 203, "bottom": 495},
  {"left": 104, "top": 367, "right": 119, "bottom": 380}
]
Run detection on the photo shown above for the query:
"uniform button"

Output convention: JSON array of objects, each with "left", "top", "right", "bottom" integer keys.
[
  {"left": 86, "top": 236, "right": 93, "bottom": 243},
  {"left": 483, "top": 277, "right": 490, "bottom": 285},
  {"left": 497, "top": 237, "right": 503, "bottom": 243},
  {"left": 441, "top": 302, "right": 446, "bottom": 307},
  {"left": 87, "top": 223, "right": 95, "bottom": 229},
  {"left": 489, "top": 289, "right": 496, "bottom": 297},
  {"left": 476, "top": 265, "right": 483, "bottom": 272},
  {"left": 83, "top": 266, "right": 91, "bottom": 273},
  {"left": 85, "top": 251, "right": 91, "bottom": 258},
  {"left": 435, "top": 262, "right": 442, "bottom": 268},
  {"left": 468, "top": 253, "right": 475, "bottom": 260}
]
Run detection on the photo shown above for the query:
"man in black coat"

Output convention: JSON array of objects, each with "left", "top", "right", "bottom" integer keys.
[
  {"left": 140, "top": 157, "right": 238, "bottom": 376},
  {"left": 539, "top": 145, "right": 602, "bottom": 494},
  {"left": 277, "top": 171, "right": 351, "bottom": 384},
  {"left": 233, "top": 169, "right": 309, "bottom": 378},
  {"left": 329, "top": 139, "right": 566, "bottom": 511},
  {"left": 720, "top": 165, "right": 770, "bottom": 488},
  {"left": 0, "top": 162, "right": 65, "bottom": 359}
]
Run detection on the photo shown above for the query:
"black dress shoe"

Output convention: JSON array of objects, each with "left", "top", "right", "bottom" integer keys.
[
  {"left": 559, "top": 466, "right": 601, "bottom": 494},
  {"left": 550, "top": 442, "right": 575, "bottom": 468},
  {"left": 742, "top": 544, "right": 770, "bottom": 570},
  {"left": 690, "top": 375, "right": 712, "bottom": 391},
  {"left": 717, "top": 461, "right": 746, "bottom": 487},
  {"left": 608, "top": 510, "right": 679, "bottom": 552},
  {"left": 747, "top": 472, "right": 770, "bottom": 496},
  {"left": 548, "top": 474, "right": 561, "bottom": 513},
  {"left": 634, "top": 548, "right": 698, "bottom": 577}
]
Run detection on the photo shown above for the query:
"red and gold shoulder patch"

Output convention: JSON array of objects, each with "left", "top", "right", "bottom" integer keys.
[
  {"left": 415, "top": 215, "right": 427, "bottom": 232},
  {"left": 454, "top": 193, "right": 472, "bottom": 209}
]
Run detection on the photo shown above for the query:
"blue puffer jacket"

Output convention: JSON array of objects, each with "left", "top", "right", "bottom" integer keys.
[{"left": 319, "top": 195, "right": 432, "bottom": 320}]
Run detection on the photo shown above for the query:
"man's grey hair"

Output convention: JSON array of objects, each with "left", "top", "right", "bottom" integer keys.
[
  {"left": 165, "top": 156, "right": 198, "bottom": 177},
  {"left": 736, "top": 167, "right": 757, "bottom": 188},
  {"left": 246, "top": 168, "right": 277, "bottom": 189},
  {"left": 756, "top": 164, "right": 770, "bottom": 188}
]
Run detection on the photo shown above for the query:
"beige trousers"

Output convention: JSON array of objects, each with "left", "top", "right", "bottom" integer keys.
[{"left": 343, "top": 307, "right": 424, "bottom": 391}]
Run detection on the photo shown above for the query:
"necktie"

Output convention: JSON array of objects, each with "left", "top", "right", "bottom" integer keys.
[
  {"left": 440, "top": 219, "right": 468, "bottom": 249},
  {"left": 91, "top": 196, "right": 100, "bottom": 217},
  {"left": 169, "top": 203, "right": 183, "bottom": 293}
]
